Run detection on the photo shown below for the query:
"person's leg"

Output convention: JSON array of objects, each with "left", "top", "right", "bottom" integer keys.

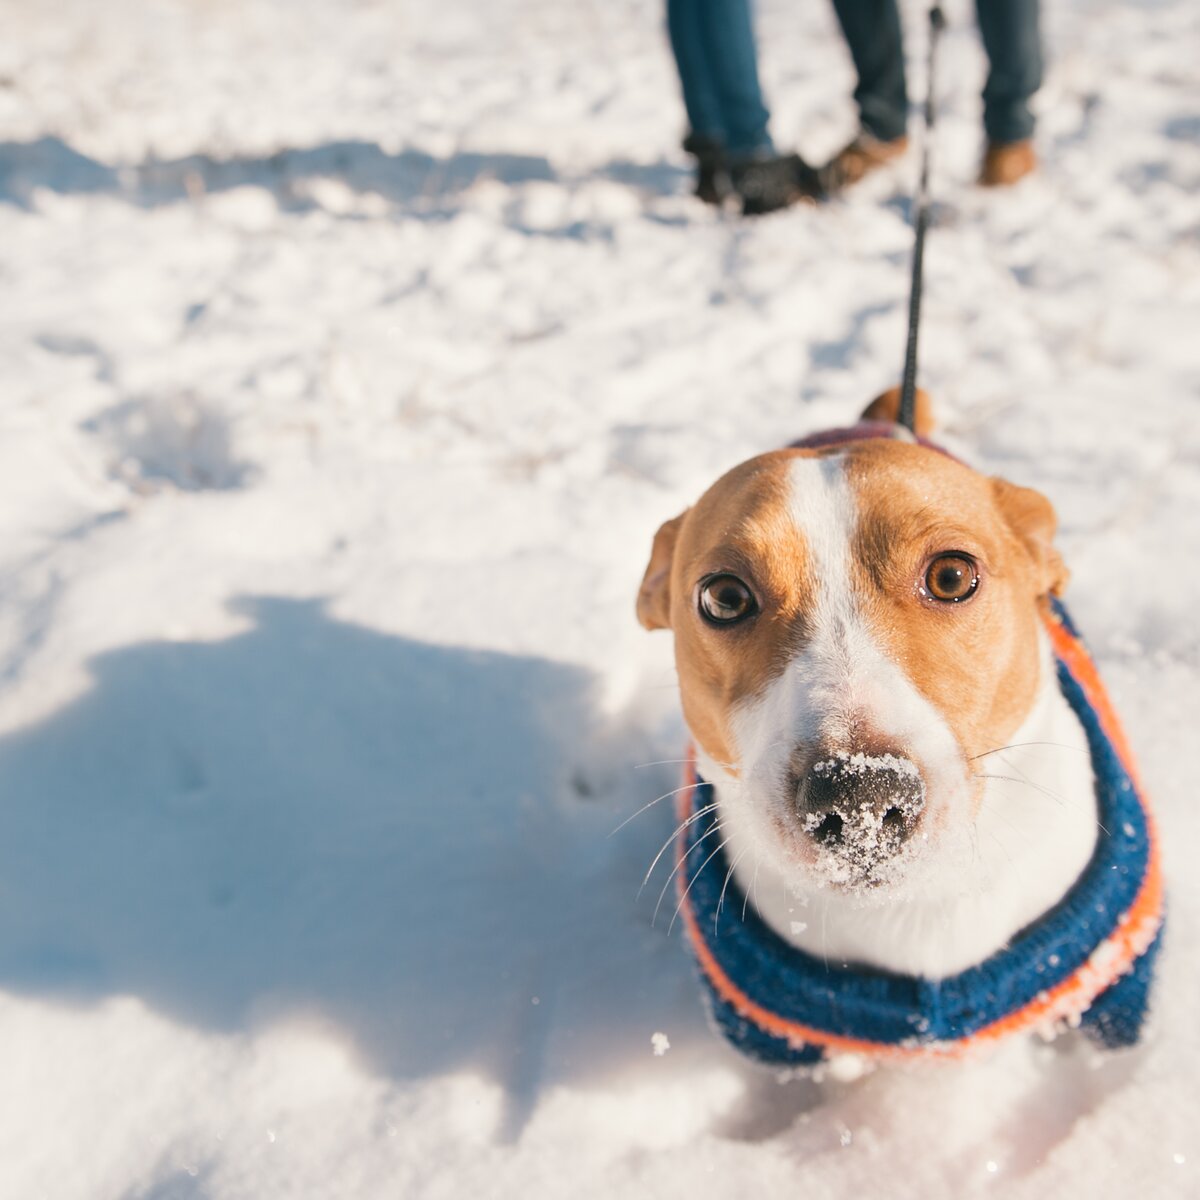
[
  {"left": 695, "top": 0, "right": 773, "bottom": 155},
  {"left": 667, "top": 0, "right": 728, "bottom": 144},
  {"left": 669, "top": 0, "right": 821, "bottom": 212},
  {"left": 975, "top": 0, "right": 1042, "bottom": 143},
  {"left": 829, "top": 0, "right": 908, "bottom": 142}
]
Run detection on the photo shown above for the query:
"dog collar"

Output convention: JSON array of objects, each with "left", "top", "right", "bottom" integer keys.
[
  {"left": 675, "top": 600, "right": 1165, "bottom": 1065},
  {"left": 787, "top": 419, "right": 927, "bottom": 451}
]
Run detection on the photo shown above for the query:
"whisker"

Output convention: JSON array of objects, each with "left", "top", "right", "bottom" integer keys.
[
  {"left": 967, "top": 812, "right": 981, "bottom": 873},
  {"left": 985, "top": 828, "right": 1018, "bottom": 872},
  {"left": 970, "top": 741, "right": 1089, "bottom": 761},
  {"left": 973, "top": 790, "right": 1028, "bottom": 846},
  {"left": 669, "top": 834, "right": 732, "bottom": 935},
  {"left": 979, "top": 768, "right": 1065, "bottom": 806},
  {"left": 976, "top": 791, "right": 1031, "bottom": 834},
  {"left": 715, "top": 846, "right": 750, "bottom": 935},
  {"left": 638, "top": 801, "right": 720, "bottom": 892},
  {"left": 635, "top": 754, "right": 738, "bottom": 772},
  {"left": 609, "top": 782, "right": 697, "bottom": 838},
  {"left": 994, "top": 752, "right": 1069, "bottom": 810},
  {"left": 742, "top": 852, "right": 763, "bottom": 923},
  {"left": 654, "top": 820, "right": 725, "bottom": 926},
  {"left": 974, "top": 771, "right": 1111, "bottom": 836},
  {"left": 973, "top": 771, "right": 1064, "bottom": 807}
]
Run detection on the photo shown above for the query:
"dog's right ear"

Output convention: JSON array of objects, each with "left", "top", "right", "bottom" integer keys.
[{"left": 637, "top": 511, "right": 687, "bottom": 631}]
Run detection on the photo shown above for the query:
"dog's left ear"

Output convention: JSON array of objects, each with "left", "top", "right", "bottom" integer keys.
[
  {"left": 991, "top": 478, "right": 1069, "bottom": 597},
  {"left": 637, "top": 510, "right": 687, "bottom": 630},
  {"left": 861, "top": 385, "right": 935, "bottom": 436}
]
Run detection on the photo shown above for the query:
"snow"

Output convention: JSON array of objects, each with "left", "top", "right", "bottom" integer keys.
[
  {"left": 813, "top": 753, "right": 923, "bottom": 779},
  {"left": 0, "top": 0, "right": 1197, "bottom": 1196}
]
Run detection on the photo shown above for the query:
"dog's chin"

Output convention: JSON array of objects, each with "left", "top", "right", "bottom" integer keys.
[
  {"left": 783, "top": 836, "right": 926, "bottom": 901},
  {"left": 773, "top": 803, "right": 1001, "bottom": 912}
]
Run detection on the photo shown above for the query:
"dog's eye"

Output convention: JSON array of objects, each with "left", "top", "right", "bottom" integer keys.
[
  {"left": 698, "top": 575, "right": 757, "bottom": 625},
  {"left": 923, "top": 554, "right": 979, "bottom": 603}
]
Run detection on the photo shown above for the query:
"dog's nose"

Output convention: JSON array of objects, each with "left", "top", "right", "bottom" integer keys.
[{"left": 797, "top": 753, "right": 926, "bottom": 861}]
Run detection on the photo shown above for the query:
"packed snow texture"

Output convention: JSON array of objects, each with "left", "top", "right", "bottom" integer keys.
[{"left": 1, "top": 0, "right": 1198, "bottom": 1196}]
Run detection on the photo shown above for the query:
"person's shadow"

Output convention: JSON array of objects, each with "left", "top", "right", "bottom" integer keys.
[
  {"left": 0, "top": 136, "right": 689, "bottom": 215},
  {"left": 0, "top": 597, "right": 712, "bottom": 1136}
]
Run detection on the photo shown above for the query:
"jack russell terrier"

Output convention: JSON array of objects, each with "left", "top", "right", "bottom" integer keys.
[{"left": 638, "top": 391, "right": 1163, "bottom": 1066}]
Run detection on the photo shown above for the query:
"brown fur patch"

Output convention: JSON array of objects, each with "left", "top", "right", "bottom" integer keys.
[
  {"left": 662, "top": 450, "right": 824, "bottom": 767},
  {"left": 845, "top": 441, "right": 1057, "bottom": 764}
]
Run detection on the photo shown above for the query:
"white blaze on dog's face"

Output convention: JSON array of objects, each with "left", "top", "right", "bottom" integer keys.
[{"left": 638, "top": 440, "right": 1067, "bottom": 897}]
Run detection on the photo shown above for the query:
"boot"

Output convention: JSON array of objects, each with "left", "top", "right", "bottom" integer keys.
[
  {"left": 731, "top": 151, "right": 824, "bottom": 216},
  {"left": 682, "top": 133, "right": 732, "bottom": 206},
  {"left": 979, "top": 139, "right": 1036, "bottom": 186},
  {"left": 818, "top": 132, "right": 909, "bottom": 195}
]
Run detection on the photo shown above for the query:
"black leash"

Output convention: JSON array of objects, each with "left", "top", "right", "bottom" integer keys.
[{"left": 898, "top": 4, "right": 947, "bottom": 433}]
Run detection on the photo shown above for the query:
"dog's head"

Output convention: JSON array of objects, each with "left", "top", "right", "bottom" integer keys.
[{"left": 638, "top": 404, "right": 1067, "bottom": 896}]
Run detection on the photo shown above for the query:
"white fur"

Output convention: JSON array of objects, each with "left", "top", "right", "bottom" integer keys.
[{"left": 704, "top": 455, "right": 1098, "bottom": 979}]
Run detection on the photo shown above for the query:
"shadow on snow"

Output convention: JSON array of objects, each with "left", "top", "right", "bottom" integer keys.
[
  {"left": 0, "top": 135, "right": 690, "bottom": 215},
  {"left": 0, "top": 597, "right": 710, "bottom": 1128}
]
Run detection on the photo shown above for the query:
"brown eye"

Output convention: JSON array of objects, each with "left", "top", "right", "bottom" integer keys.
[
  {"left": 923, "top": 554, "right": 979, "bottom": 603},
  {"left": 698, "top": 575, "right": 757, "bottom": 625}
]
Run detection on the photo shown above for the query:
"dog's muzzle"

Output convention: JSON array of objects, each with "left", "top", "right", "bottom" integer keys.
[{"left": 796, "top": 752, "right": 926, "bottom": 866}]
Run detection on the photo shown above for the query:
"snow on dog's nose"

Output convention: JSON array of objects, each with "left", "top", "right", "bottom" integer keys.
[{"left": 796, "top": 751, "right": 926, "bottom": 868}]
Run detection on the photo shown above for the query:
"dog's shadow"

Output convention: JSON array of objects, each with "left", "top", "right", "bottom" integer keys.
[{"left": 0, "top": 596, "right": 711, "bottom": 1132}]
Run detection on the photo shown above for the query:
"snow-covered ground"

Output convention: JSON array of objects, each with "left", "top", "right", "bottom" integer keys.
[{"left": 1, "top": 0, "right": 1198, "bottom": 1195}]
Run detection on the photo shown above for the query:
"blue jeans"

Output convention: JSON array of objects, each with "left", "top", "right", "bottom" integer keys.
[
  {"left": 666, "top": 0, "right": 774, "bottom": 155},
  {"left": 830, "top": 0, "right": 1043, "bottom": 143}
]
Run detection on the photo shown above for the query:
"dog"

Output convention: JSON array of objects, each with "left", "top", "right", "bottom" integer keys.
[{"left": 638, "top": 390, "right": 1162, "bottom": 1064}]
